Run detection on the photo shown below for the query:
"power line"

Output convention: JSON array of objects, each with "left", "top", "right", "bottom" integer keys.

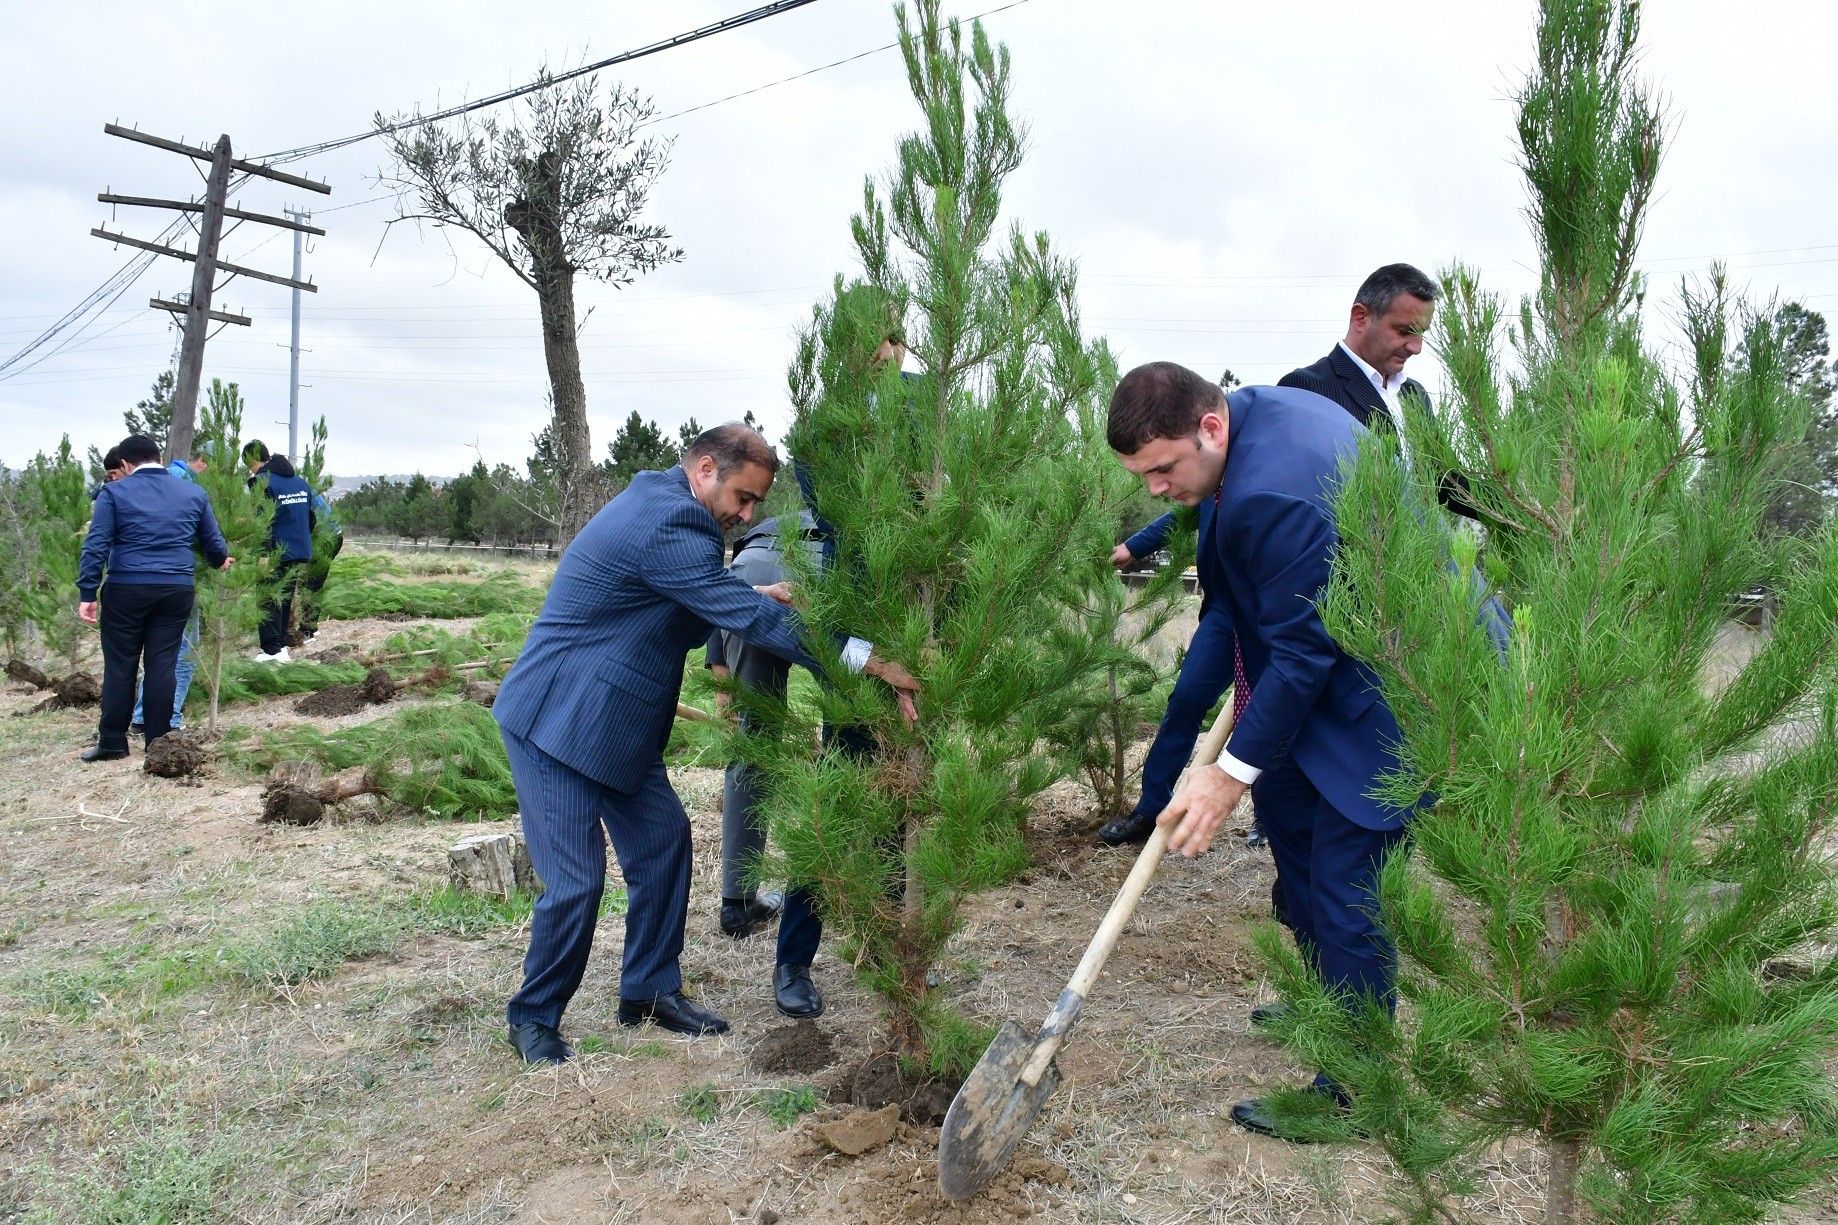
[{"left": 255, "top": 0, "right": 828, "bottom": 166}]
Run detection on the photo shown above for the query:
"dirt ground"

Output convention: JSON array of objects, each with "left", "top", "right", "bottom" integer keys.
[{"left": 1, "top": 595, "right": 1832, "bottom": 1224}]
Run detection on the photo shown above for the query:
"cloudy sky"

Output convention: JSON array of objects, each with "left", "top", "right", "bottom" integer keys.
[{"left": 4, "top": 0, "right": 1835, "bottom": 479}]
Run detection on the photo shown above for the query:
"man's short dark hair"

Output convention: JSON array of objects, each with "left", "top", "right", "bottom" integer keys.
[
  {"left": 684, "top": 422, "right": 779, "bottom": 479},
  {"left": 1354, "top": 263, "right": 1440, "bottom": 316},
  {"left": 242, "top": 439, "right": 270, "bottom": 464},
  {"left": 102, "top": 446, "right": 125, "bottom": 472},
  {"left": 119, "top": 434, "right": 161, "bottom": 466},
  {"left": 1107, "top": 362, "right": 1226, "bottom": 453}
]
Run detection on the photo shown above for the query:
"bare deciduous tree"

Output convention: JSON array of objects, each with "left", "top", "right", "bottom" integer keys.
[{"left": 378, "top": 69, "right": 684, "bottom": 545}]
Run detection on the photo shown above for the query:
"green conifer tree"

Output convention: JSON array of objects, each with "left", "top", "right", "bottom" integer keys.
[
  {"left": 1257, "top": 3, "right": 1838, "bottom": 1220},
  {"left": 749, "top": 0, "right": 1117, "bottom": 1076},
  {"left": 193, "top": 398, "right": 276, "bottom": 735},
  {"left": 18, "top": 438, "right": 93, "bottom": 673}
]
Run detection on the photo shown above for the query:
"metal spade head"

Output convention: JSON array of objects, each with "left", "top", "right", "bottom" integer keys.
[{"left": 936, "top": 1020, "right": 1064, "bottom": 1201}]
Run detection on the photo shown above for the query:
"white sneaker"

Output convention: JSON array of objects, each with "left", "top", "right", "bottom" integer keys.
[{"left": 253, "top": 648, "right": 292, "bottom": 664}]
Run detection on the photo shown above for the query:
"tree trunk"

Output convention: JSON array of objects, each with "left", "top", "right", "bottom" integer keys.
[
  {"left": 507, "top": 149, "right": 597, "bottom": 550},
  {"left": 537, "top": 272, "right": 595, "bottom": 548},
  {"left": 1545, "top": 1134, "right": 1582, "bottom": 1223}
]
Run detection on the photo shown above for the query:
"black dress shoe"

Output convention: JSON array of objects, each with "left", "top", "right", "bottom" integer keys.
[
  {"left": 1250, "top": 1001, "right": 1294, "bottom": 1028},
  {"left": 1096, "top": 810, "right": 1156, "bottom": 847},
  {"left": 129, "top": 722, "right": 146, "bottom": 737},
  {"left": 507, "top": 1021, "right": 574, "bottom": 1065},
  {"left": 80, "top": 745, "right": 129, "bottom": 763},
  {"left": 617, "top": 990, "right": 730, "bottom": 1037},
  {"left": 1231, "top": 1086, "right": 1354, "bottom": 1143},
  {"left": 774, "top": 964, "right": 824, "bottom": 1019},
  {"left": 719, "top": 890, "right": 784, "bottom": 938}
]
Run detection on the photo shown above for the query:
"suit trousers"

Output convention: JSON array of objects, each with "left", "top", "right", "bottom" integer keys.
[
  {"left": 1252, "top": 757, "right": 1406, "bottom": 1010},
  {"left": 133, "top": 611, "right": 198, "bottom": 731},
  {"left": 98, "top": 583, "right": 194, "bottom": 751},
  {"left": 719, "top": 630, "right": 825, "bottom": 970},
  {"left": 503, "top": 730, "right": 693, "bottom": 1027}
]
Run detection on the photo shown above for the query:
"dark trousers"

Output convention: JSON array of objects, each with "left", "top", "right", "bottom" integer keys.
[
  {"left": 259, "top": 559, "right": 305, "bottom": 654},
  {"left": 503, "top": 731, "right": 692, "bottom": 1028},
  {"left": 300, "top": 534, "right": 343, "bottom": 635},
  {"left": 97, "top": 583, "right": 194, "bottom": 751},
  {"left": 1253, "top": 758, "right": 1406, "bottom": 1011}
]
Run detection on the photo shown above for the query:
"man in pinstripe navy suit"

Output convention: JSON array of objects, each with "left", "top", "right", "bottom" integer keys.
[{"left": 493, "top": 423, "right": 919, "bottom": 1064}]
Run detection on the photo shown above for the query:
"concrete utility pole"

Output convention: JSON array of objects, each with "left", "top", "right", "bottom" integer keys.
[
  {"left": 92, "top": 124, "right": 330, "bottom": 463},
  {"left": 286, "top": 207, "right": 313, "bottom": 461}
]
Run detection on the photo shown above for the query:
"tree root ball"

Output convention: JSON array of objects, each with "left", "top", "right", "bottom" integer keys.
[
  {"left": 261, "top": 785, "right": 325, "bottom": 826},
  {"left": 5, "top": 659, "right": 53, "bottom": 690},
  {"left": 295, "top": 684, "right": 370, "bottom": 717},
  {"left": 848, "top": 1052, "right": 957, "bottom": 1125},
  {"left": 27, "top": 672, "right": 102, "bottom": 713},
  {"left": 463, "top": 679, "right": 499, "bottom": 707},
  {"left": 143, "top": 731, "right": 208, "bottom": 778},
  {"left": 359, "top": 667, "right": 398, "bottom": 705}
]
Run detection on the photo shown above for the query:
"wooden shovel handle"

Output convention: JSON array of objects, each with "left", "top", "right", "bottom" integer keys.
[
  {"left": 675, "top": 701, "right": 722, "bottom": 726},
  {"left": 1018, "top": 693, "right": 1237, "bottom": 1086}
]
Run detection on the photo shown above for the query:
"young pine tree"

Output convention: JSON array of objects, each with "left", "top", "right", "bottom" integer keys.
[
  {"left": 749, "top": 0, "right": 1118, "bottom": 1076},
  {"left": 18, "top": 438, "right": 94, "bottom": 674},
  {"left": 193, "top": 394, "right": 276, "bottom": 735},
  {"left": 1260, "top": 3, "right": 1838, "bottom": 1221}
]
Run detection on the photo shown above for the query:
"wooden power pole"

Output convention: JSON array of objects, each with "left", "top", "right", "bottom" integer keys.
[{"left": 92, "top": 124, "right": 330, "bottom": 463}]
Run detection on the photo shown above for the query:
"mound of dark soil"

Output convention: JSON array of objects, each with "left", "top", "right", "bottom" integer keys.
[
  {"left": 4, "top": 659, "right": 53, "bottom": 689},
  {"left": 144, "top": 731, "right": 208, "bottom": 778},
  {"left": 295, "top": 684, "right": 370, "bottom": 717},
  {"left": 261, "top": 785, "right": 324, "bottom": 826},
  {"left": 748, "top": 1022, "right": 836, "bottom": 1076},
  {"left": 307, "top": 643, "right": 360, "bottom": 663},
  {"left": 848, "top": 1052, "right": 956, "bottom": 1125},
  {"left": 462, "top": 679, "right": 499, "bottom": 707}
]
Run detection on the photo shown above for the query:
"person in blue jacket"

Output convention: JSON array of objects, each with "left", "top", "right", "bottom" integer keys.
[
  {"left": 77, "top": 434, "right": 232, "bottom": 762},
  {"left": 1108, "top": 363, "right": 1426, "bottom": 1139},
  {"left": 243, "top": 440, "right": 315, "bottom": 663},
  {"left": 298, "top": 488, "right": 344, "bottom": 642},
  {"left": 131, "top": 446, "right": 210, "bottom": 734},
  {"left": 491, "top": 424, "right": 919, "bottom": 1065}
]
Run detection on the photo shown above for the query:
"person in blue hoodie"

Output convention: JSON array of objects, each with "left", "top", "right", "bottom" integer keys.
[
  {"left": 243, "top": 440, "right": 315, "bottom": 664},
  {"left": 77, "top": 435, "right": 232, "bottom": 762}
]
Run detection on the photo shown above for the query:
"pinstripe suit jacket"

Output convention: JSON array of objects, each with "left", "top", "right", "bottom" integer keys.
[{"left": 494, "top": 467, "right": 823, "bottom": 794}]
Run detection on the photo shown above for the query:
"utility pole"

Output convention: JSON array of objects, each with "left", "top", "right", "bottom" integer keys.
[
  {"left": 286, "top": 207, "right": 312, "bottom": 461},
  {"left": 93, "top": 124, "right": 330, "bottom": 463}
]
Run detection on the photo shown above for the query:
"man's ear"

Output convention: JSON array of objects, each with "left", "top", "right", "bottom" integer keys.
[{"left": 1197, "top": 411, "right": 1228, "bottom": 447}]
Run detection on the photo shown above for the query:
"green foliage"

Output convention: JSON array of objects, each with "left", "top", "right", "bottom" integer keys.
[
  {"left": 123, "top": 368, "right": 176, "bottom": 452},
  {"left": 237, "top": 702, "right": 517, "bottom": 820},
  {"left": 320, "top": 569, "right": 542, "bottom": 621},
  {"left": 753, "top": 0, "right": 1121, "bottom": 1072},
  {"left": 202, "top": 658, "right": 368, "bottom": 709},
  {"left": 1752, "top": 302, "right": 1838, "bottom": 539},
  {"left": 603, "top": 410, "right": 683, "bottom": 485},
  {"left": 191, "top": 393, "right": 278, "bottom": 733},
  {"left": 8, "top": 437, "right": 91, "bottom": 670},
  {"left": 1299, "top": 3, "right": 1838, "bottom": 1220},
  {"left": 679, "top": 1084, "right": 721, "bottom": 1125}
]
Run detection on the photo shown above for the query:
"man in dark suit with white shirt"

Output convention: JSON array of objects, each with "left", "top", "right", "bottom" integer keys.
[
  {"left": 1281, "top": 263, "right": 1483, "bottom": 520},
  {"left": 491, "top": 423, "right": 918, "bottom": 1065}
]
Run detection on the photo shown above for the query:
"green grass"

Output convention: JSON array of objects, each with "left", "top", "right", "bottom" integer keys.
[
  {"left": 679, "top": 1083, "right": 721, "bottom": 1124},
  {"left": 193, "top": 658, "right": 368, "bottom": 710},
  {"left": 753, "top": 1085, "right": 820, "bottom": 1129},
  {"left": 321, "top": 571, "right": 542, "bottom": 622},
  {"left": 12, "top": 887, "right": 538, "bottom": 1018},
  {"left": 28, "top": 1114, "right": 243, "bottom": 1224}
]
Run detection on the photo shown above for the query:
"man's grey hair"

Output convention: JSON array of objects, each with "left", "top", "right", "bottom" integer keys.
[
  {"left": 684, "top": 422, "right": 779, "bottom": 478},
  {"left": 1353, "top": 263, "right": 1440, "bottom": 316}
]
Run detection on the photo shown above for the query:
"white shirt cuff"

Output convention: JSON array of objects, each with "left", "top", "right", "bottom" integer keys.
[
  {"left": 841, "top": 637, "right": 872, "bottom": 673},
  {"left": 1217, "top": 747, "right": 1262, "bottom": 785}
]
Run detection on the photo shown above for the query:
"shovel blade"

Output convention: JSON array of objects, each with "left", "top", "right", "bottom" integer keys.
[{"left": 936, "top": 1021, "right": 1064, "bottom": 1201}]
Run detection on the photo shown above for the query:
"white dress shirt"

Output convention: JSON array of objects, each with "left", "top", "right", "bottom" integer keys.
[{"left": 1337, "top": 341, "right": 1413, "bottom": 467}]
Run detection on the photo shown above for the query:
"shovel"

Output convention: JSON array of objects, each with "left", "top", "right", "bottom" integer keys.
[{"left": 936, "top": 697, "right": 1237, "bottom": 1201}]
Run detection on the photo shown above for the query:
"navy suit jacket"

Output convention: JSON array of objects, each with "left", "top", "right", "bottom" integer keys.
[
  {"left": 1206, "top": 385, "right": 1414, "bottom": 832},
  {"left": 1125, "top": 501, "right": 1220, "bottom": 619},
  {"left": 495, "top": 467, "right": 824, "bottom": 794}
]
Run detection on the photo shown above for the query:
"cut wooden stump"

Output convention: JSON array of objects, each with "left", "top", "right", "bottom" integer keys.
[{"left": 448, "top": 829, "right": 541, "bottom": 899}]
